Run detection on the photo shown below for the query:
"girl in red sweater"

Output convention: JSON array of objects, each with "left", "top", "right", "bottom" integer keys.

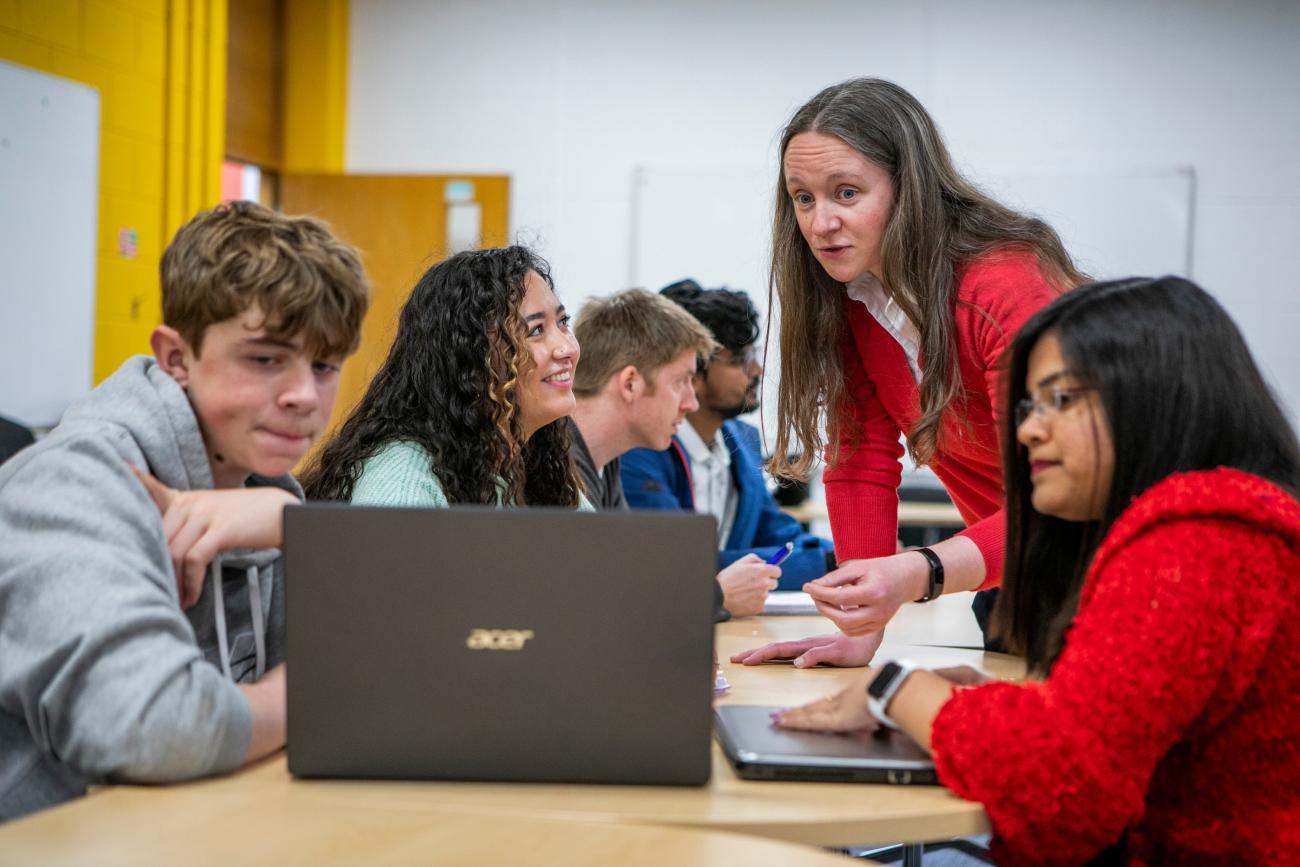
[
  {"left": 778, "top": 276, "right": 1300, "bottom": 865},
  {"left": 738, "top": 78, "right": 1084, "bottom": 668}
]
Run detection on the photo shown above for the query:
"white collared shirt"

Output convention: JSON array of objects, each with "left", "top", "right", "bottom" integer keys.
[
  {"left": 846, "top": 272, "right": 922, "bottom": 384},
  {"left": 678, "top": 419, "right": 738, "bottom": 548}
]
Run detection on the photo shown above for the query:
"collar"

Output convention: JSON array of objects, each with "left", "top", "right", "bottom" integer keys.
[{"left": 678, "top": 419, "right": 730, "bottom": 468}]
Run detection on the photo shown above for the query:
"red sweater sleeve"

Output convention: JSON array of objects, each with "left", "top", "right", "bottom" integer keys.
[
  {"left": 822, "top": 330, "right": 904, "bottom": 561},
  {"left": 929, "top": 519, "right": 1283, "bottom": 865},
  {"left": 951, "top": 255, "right": 1062, "bottom": 585}
]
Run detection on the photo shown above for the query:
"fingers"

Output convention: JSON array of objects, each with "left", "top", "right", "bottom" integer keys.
[
  {"left": 807, "top": 567, "right": 861, "bottom": 589},
  {"left": 811, "top": 598, "right": 885, "bottom": 636},
  {"left": 795, "top": 631, "right": 883, "bottom": 668},
  {"left": 776, "top": 690, "right": 875, "bottom": 733},
  {"left": 130, "top": 464, "right": 174, "bottom": 514},
  {"left": 932, "top": 665, "right": 991, "bottom": 686},
  {"left": 730, "top": 635, "right": 836, "bottom": 665}
]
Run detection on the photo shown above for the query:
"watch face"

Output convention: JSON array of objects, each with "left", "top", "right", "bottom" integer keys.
[{"left": 867, "top": 661, "right": 903, "bottom": 699}]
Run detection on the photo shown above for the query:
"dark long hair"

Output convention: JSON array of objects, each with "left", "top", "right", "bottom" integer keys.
[
  {"left": 300, "top": 246, "right": 581, "bottom": 507},
  {"left": 767, "top": 78, "right": 1084, "bottom": 479},
  {"left": 995, "top": 276, "right": 1300, "bottom": 673}
]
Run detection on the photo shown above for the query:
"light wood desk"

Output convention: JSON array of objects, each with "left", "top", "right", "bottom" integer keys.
[
  {"left": 0, "top": 786, "right": 868, "bottom": 867},
  {"left": 0, "top": 614, "right": 1021, "bottom": 860}
]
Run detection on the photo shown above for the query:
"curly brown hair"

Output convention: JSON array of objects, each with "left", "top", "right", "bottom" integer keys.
[{"left": 300, "top": 247, "right": 581, "bottom": 507}]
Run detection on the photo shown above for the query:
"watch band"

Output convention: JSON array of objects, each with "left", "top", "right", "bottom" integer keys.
[
  {"left": 913, "top": 546, "right": 944, "bottom": 603},
  {"left": 865, "top": 658, "right": 920, "bottom": 728}
]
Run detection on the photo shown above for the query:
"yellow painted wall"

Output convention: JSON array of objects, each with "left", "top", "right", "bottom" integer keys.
[
  {"left": 0, "top": 0, "right": 225, "bottom": 383},
  {"left": 282, "top": 0, "right": 348, "bottom": 173}
]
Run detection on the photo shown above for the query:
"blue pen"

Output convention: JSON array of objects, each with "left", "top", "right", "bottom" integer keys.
[{"left": 766, "top": 542, "right": 794, "bottom": 566}]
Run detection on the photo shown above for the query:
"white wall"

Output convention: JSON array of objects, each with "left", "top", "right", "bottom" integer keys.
[{"left": 347, "top": 0, "right": 1300, "bottom": 422}]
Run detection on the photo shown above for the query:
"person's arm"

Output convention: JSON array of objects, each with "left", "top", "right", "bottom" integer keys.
[
  {"left": 715, "top": 554, "right": 780, "bottom": 618},
  {"left": 620, "top": 447, "right": 691, "bottom": 511},
  {"left": 947, "top": 255, "right": 1064, "bottom": 585},
  {"left": 803, "top": 535, "right": 985, "bottom": 636},
  {"left": 0, "top": 439, "right": 256, "bottom": 783},
  {"left": 787, "top": 519, "right": 1280, "bottom": 864},
  {"left": 237, "top": 665, "right": 286, "bottom": 764},
  {"left": 132, "top": 467, "right": 296, "bottom": 608},
  {"left": 820, "top": 321, "right": 906, "bottom": 561}
]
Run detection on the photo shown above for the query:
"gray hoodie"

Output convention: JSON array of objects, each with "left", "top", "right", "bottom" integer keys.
[{"left": 0, "top": 356, "right": 298, "bottom": 821}]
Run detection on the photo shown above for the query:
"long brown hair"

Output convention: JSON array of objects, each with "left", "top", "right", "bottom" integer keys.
[{"left": 767, "top": 78, "right": 1084, "bottom": 478}]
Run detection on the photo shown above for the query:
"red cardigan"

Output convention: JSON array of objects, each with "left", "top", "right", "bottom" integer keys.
[
  {"left": 823, "top": 249, "right": 1060, "bottom": 584},
  {"left": 931, "top": 469, "right": 1300, "bottom": 865}
]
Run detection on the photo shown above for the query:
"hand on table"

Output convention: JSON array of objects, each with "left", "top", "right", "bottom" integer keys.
[
  {"left": 802, "top": 554, "right": 927, "bottom": 637},
  {"left": 718, "top": 554, "right": 781, "bottom": 618},
  {"left": 131, "top": 466, "right": 297, "bottom": 608},
  {"left": 775, "top": 668, "right": 878, "bottom": 733},
  {"left": 730, "top": 629, "right": 884, "bottom": 669},
  {"left": 931, "top": 665, "right": 993, "bottom": 687}
]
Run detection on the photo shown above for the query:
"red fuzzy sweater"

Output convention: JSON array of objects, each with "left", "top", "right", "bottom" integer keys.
[
  {"left": 931, "top": 469, "right": 1300, "bottom": 865},
  {"left": 823, "top": 249, "right": 1060, "bottom": 584}
]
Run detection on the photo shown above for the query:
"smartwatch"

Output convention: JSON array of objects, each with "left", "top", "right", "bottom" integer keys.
[
  {"left": 865, "top": 658, "right": 921, "bottom": 728},
  {"left": 913, "top": 546, "right": 944, "bottom": 603}
]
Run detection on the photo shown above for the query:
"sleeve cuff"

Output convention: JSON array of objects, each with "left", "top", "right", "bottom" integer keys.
[
  {"left": 956, "top": 509, "right": 1005, "bottom": 589},
  {"left": 826, "top": 492, "right": 900, "bottom": 562}
]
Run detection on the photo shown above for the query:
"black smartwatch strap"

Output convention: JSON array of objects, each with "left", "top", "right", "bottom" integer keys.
[{"left": 914, "top": 546, "right": 944, "bottom": 603}]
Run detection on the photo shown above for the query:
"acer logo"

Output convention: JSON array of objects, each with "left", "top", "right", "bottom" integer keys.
[{"left": 466, "top": 629, "right": 535, "bottom": 651}]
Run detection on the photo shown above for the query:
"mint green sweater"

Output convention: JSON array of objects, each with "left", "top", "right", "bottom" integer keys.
[{"left": 351, "top": 440, "right": 593, "bottom": 510}]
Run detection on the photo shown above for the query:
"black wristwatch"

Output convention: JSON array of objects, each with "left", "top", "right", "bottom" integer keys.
[
  {"left": 913, "top": 546, "right": 944, "bottom": 603},
  {"left": 865, "top": 658, "right": 920, "bottom": 728}
]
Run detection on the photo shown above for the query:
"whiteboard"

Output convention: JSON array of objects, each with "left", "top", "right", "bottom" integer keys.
[
  {"left": 0, "top": 61, "right": 100, "bottom": 428},
  {"left": 978, "top": 168, "right": 1196, "bottom": 279}
]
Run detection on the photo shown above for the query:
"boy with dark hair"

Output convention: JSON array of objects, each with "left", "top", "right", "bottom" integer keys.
[
  {"left": 0, "top": 202, "right": 369, "bottom": 821},
  {"left": 622, "top": 281, "right": 835, "bottom": 589}
]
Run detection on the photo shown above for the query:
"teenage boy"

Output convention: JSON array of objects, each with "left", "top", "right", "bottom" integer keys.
[
  {"left": 0, "top": 202, "right": 369, "bottom": 821},
  {"left": 570, "top": 289, "right": 779, "bottom": 617},
  {"left": 622, "top": 281, "right": 835, "bottom": 589}
]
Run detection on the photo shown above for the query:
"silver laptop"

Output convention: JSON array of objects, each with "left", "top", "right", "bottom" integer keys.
[
  {"left": 714, "top": 705, "right": 937, "bottom": 785},
  {"left": 284, "top": 504, "right": 717, "bottom": 785}
]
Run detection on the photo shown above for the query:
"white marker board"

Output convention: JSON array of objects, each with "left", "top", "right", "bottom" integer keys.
[{"left": 0, "top": 60, "right": 100, "bottom": 428}]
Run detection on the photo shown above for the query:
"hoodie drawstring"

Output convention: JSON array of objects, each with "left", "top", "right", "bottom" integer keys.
[
  {"left": 210, "top": 557, "right": 267, "bottom": 682},
  {"left": 211, "top": 557, "right": 233, "bottom": 681},
  {"left": 246, "top": 565, "right": 266, "bottom": 680}
]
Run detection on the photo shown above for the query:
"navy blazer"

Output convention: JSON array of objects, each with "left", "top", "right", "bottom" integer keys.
[{"left": 621, "top": 420, "right": 834, "bottom": 589}]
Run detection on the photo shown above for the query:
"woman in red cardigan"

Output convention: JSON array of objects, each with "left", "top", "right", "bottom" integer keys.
[
  {"left": 779, "top": 276, "right": 1300, "bottom": 865},
  {"left": 737, "top": 78, "right": 1084, "bottom": 667}
]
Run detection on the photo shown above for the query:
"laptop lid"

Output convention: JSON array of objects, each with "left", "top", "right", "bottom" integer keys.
[
  {"left": 714, "top": 705, "right": 938, "bottom": 785},
  {"left": 284, "top": 504, "right": 717, "bottom": 785}
]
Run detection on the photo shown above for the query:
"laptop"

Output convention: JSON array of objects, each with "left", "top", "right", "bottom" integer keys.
[
  {"left": 714, "top": 705, "right": 938, "bottom": 785},
  {"left": 284, "top": 504, "right": 718, "bottom": 785}
]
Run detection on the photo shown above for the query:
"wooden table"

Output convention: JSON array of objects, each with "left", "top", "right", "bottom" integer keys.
[
  {"left": 0, "top": 786, "right": 868, "bottom": 866},
  {"left": 0, "top": 614, "right": 1021, "bottom": 861}
]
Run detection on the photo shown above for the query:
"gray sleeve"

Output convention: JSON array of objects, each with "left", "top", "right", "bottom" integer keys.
[{"left": 0, "top": 435, "right": 252, "bottom": 783}]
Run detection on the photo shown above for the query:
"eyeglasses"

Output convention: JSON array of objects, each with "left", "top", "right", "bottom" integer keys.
[{"left": 1014, "top": 386, "right": 1095, "bottom": 427}]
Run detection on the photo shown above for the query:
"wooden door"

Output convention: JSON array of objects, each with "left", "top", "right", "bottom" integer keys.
[{"left": 279, "top": 174, "right": 510, "bottom": 456}]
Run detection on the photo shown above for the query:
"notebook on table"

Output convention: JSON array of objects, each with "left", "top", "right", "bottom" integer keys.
[
  {"left": 284, "top": 504, "right": 717, "bottom": 786},
  {"left": 714, "top": 704, "right": 938, "bottom": 785}
]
